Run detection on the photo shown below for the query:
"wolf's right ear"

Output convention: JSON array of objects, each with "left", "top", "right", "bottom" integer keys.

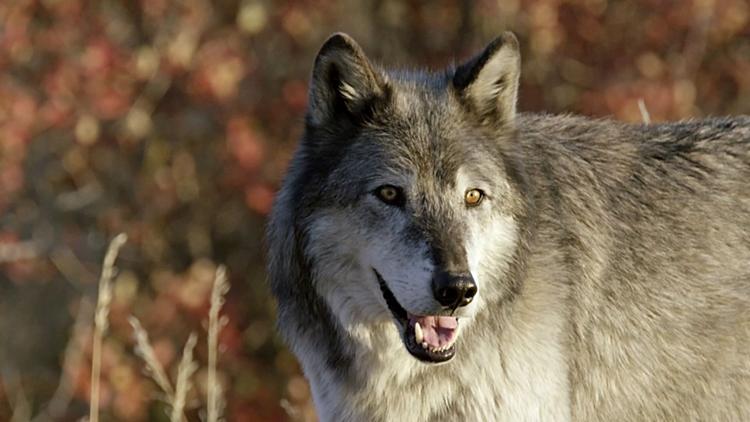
[
  {"left": 307, "top": 33, "right": 387, "bottom": 126},
  {"left": 453, "top": 32, "right": 520, "bottom": 125}
]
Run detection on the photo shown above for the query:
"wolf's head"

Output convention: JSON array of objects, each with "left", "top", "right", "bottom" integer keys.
[{"left": 268, "top": 33, "right": 529, "bottom": 365}]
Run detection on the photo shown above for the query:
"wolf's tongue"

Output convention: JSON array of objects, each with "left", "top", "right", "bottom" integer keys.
[{"left": 412, "top": 315, "right": 458, "bottom": 348}]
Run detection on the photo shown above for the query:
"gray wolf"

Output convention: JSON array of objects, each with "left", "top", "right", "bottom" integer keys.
[{"left": 266, "top": 31, "right": 750, "bottom": 421}]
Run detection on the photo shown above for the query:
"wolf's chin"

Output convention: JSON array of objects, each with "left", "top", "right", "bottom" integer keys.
[{"left": 373, "top": 269, "right": 460, "bottom": 363}]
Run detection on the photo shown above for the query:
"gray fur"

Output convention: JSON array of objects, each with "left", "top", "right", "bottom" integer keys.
[{"left": 266, "top": 32, "right": 750, "bottom": 421}]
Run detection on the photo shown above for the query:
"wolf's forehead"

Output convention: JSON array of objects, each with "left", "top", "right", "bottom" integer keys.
[
  {"left": 352, "top": 77, "right": 491, "bottom": 182},
  {"left": 355, "top": 91, "right": 473, "bottom": 182},
  {"left": 379, "top": 86, "right": 462, "bottom": 146},
  {"left": 390, "top": 80, "right": 456, "bottom": 121}
]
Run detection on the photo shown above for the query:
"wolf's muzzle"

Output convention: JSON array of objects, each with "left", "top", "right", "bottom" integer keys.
[{"left": 432, "top": 271, "right": 477, "bottom": 309}]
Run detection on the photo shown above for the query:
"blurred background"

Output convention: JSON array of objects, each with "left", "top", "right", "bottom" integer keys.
[{"left": 0, "top": 0, "right": 748, "bottom": 420}]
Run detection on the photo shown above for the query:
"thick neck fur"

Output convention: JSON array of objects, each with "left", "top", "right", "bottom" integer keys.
[{"left": 296, "top": 268, "right": 572, "bottom": 422}]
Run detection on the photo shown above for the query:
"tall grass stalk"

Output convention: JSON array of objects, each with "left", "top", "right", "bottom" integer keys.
[
  {"left": 130, "top": 316, "right": 199, "bottom": 422},
  {"left": 207, "top": 265, "right": 229, "bottom": 422},
  {"left": 89, "top": 233, "right": 127, "bottom": 422},
  {"left": 129, "top": 317, "right": 176, "bottom": 400},
  {"left": 170, "top": 333, "right": 198, "bottom": 422}
]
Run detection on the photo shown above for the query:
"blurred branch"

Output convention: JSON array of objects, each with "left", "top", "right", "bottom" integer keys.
[
  {"left": 455, "top": 0, "right": 473, "bottom": 53},
  {"left": 32, "top": 298, "right": 94, "bottom": 422},
  {"left": 123, "top": 0, "right": 214, "bottom": 140},
  {"left": 9, "top": 388, "right": 30, "bottom": 422},
  {"left": 0, "top": 240, "right": 37, "bottom": 263},
  {"left": 50, "top": 248, "right": 99, "bottom": 289},
  {"left": 55, "top": 182, "right": 104, "bottom": 212},
  {"left": 0, "top": 367, "right": 31, "bottom": 422},
  {"left": 680, "top": 0, "right": 715, "bottom": 79}
]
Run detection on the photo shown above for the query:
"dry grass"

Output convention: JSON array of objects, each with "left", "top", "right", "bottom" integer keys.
[
  {"left": 130, "top": 316, "right": 200, "bottom": 422},
  {"left": 77, "top": 233, "right": 232, "bottom": 421},
  {"left": 638, "top": 98, "right": 652, "bottom": 124},
  {"left": 207, "top": 265, "right": 229, "bottom": 422},
  {"left": 129, "top": 317, "right": 176, "bottom": 401},
  {"left": 89, "top": 233, "right": 127, "bottom": 422},
  {"left": 129, "top": 265, "right": 230, "bottom": 422},
  {"left": 170, "top": 333, "right": 198, "bottom": 422}
]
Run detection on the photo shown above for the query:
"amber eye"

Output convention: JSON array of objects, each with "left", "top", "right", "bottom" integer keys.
[
  {"left": 374, "top": 185, "right": 404, "bottom": 206},
  {"left": 465, "top": 189, "right": 484, "bottom": 207}
]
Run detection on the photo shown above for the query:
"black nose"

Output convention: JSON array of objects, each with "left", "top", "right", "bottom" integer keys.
[{"left": 432, "top": 271, "right": 477, "bottom": 308}]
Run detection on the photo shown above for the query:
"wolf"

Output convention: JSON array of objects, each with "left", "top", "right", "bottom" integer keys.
[{"left": 266, "top": 31, "right": 750, "bottom": 421}]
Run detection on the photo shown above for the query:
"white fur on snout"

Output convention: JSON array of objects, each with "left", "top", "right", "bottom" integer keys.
[
  {"left": 457, "top": 168, "right": 519, "bottom": 311},
  {"left": 466, "top": 214, "right": 518, "bottom": 309}
]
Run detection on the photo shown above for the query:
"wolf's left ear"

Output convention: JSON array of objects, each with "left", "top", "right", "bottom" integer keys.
[
  {"left": 307, "top": 33, "right": 387, "bottom": 126},
  {"left": 453, "top": 32, "right": 520, "bottom": 124}
]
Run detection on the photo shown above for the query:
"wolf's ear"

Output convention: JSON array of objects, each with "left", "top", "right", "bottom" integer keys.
[
  {"left": 307, "top": 33, "right": 387, "bottom": 126},
  {"left": 453, "top": 32, "right": 520, "bottom": 124}
]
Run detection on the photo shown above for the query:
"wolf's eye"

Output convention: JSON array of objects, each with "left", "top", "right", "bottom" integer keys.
[
  {"left": 374, "top": 185, "right": 405, "bottom": 206},
  {"left": 465, "top": 189, "right": 484, "bottom": 207}
]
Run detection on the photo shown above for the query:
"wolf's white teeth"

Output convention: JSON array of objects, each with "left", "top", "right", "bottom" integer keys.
[
  {"left": 414, "top": 322, "right": 423, "bottom": 344},
  {"left": 421, "top": 341, "right": 428, "bottom": 349}
]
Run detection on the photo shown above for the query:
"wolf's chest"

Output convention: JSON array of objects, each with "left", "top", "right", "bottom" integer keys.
[{"left": 321, "top": 325, "right": 570, "bottom": 422}]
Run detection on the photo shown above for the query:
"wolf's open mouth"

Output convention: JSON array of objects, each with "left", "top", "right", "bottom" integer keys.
[{"left": 374, "top": 270, "right": 460, "bottom": 363}]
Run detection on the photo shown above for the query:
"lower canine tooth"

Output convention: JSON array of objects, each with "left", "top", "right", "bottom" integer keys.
[
  {"left": 422, "top": 341, "right": 428, "bottom": 349},
  {"left": 414, "top": 322, "right": 423, "bottom": 344}
]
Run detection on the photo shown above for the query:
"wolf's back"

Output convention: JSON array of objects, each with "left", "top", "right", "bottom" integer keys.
[{"left": 516, "top": 113, "right": 750, "bottom": 420}]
